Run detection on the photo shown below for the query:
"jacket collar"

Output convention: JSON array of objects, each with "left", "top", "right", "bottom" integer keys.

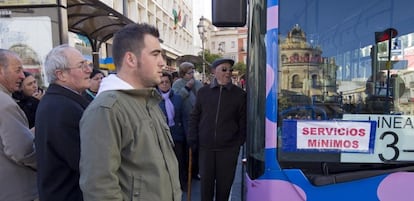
[
  {"left": 122, "top": 88, "right": 162, "bottom": 107},
  {"left": 46, "top": 83, "right": 90, "bottom": 108},
  {"left": 0, "top": 84, "right": 11, "bottom": 96},
  {"left": 156, "top": 88, "right": 175, "bottom": 98},
  {"left": 210, "top": 78, "right": 233, "bottom": 90}
]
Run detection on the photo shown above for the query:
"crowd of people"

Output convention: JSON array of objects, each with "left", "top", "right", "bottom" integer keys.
[{"left": 0, "top": 22, "right": 246, "bottom": 201}]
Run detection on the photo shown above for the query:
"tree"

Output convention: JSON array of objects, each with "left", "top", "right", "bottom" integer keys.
[
  {"left": 195, "top": 50, "right": 247, "bottom": 81},
  {"left": 195, "top": 49, "right": 221, "bottom": 74},
  {"left": 203, "top": 49, "right": 221, "bottom": 64},
  {"left": 233, "top": 62, "right": 246, "bottom": 76}
]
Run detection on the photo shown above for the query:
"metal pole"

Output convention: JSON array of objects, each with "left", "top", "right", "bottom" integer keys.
[
  {"left": 386, "top": 29, "right": 392, "bottom": 113},
  {"left": 187, "top": 147, "right": 193, "bottom": 201},
  {"left": 202, "top": 38, "right": 206, "bottom": 83},
  {"left": 308, "top": 55, "right": 311, "bottom": 102}
]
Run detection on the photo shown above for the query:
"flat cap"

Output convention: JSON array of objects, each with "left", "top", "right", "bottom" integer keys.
[{"left": 211, "top": 58, "right": 234, "bottom": 69}]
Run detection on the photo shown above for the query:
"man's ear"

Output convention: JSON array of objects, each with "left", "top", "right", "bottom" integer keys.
[
  {"left": 55, "top": 69, "right": 66, "bottom": 81},
  {"left": 125, "top": 52, "right": 137, "bottom": 67}
]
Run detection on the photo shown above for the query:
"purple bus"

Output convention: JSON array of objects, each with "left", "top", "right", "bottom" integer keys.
[{"left": 213, "top": 0, "right": 414, "bottom": 200}]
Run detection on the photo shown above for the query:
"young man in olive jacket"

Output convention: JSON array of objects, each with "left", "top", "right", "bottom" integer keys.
[
  {"left": 188, "top": 58, "right": 247, "bottom": 201},
  {"left": 79, "top": 23, "right": 181, "bottom": 201}
]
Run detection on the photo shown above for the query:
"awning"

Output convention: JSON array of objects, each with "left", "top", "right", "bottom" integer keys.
[
  {"left": 66, "top": 0, "right": 134, "bottom": 69},
  {"left": 0, "top": 0, "right": 133, "bottom": 70},
  {"left": 67, "top": 0, "right": 133, "bottom": 46},
  {"left": 176, "top": 55, "right": 210, "bottom": 66}
]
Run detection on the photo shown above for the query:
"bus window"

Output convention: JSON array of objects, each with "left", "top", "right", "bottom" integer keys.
[
  {"left": 213, "top": 0, "right": 414, "bottom": 200},
  {"left": 276, "top": 0, "right": 414, "bottom": 179}
]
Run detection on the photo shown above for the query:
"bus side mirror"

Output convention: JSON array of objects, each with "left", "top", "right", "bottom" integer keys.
[{"left": 212, "top": 0, "right": 247, "bottom": 27}]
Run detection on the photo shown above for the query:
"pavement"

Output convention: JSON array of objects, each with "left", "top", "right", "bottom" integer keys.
[{"left": 181, "top": 148, "right": 244, "bottom": 201}]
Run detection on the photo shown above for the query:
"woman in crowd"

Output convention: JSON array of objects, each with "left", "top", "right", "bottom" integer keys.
[
  {"left": 157, "top": 71, "right": 188, "bottom": 192},
  {"left": 12, "top": 71, "right": 43, "bottom": 128},
  {"left": 172, "top": 62, "right": 204, "bottom": 180},
  {"left": 82, "top": 68, "right": 105, "bottom": 101}
]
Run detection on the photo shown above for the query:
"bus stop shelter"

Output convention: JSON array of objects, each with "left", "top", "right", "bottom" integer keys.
[
  {"left": 0, "top": 0, "right": 133, "bottom": 69},
  {"left": 67, "top": 0, "right": 133, "bottom": 68}
]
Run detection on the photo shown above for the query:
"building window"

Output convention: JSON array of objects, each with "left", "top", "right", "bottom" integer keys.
[
  {"left": 292, "top": 74, "right": 302, "bottom": 88},
  {"left": 218, "top": 42, "right": 225, "bottom": 53},
  {"left": 312, "top": 74, "right": 318, "bottom": 87},
  {"left": 281, "top": 54, "right": 288, "bottom": 63},
  {"left": 290, "top": 53, "right": 299, "bottom": 63}
]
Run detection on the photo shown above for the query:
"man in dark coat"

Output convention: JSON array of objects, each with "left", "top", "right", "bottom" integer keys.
[
  {"left": 188, "top": 58, "right": 247, "bottom": 201},
  {"left": 35, "top": 44, "right": 91, "bottom": 201}
]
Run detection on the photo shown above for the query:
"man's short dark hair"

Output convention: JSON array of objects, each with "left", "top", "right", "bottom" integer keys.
[{"left": 112, "top": 23, "right": 160, "bottom": 71}]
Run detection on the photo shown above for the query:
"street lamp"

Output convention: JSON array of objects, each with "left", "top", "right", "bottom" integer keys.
[{"left": 197, "top": 16, "right": 207, "bottom": 83}]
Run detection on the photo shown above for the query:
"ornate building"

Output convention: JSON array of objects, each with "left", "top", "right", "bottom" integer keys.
[{"left": 279, "top": 24, "right": 341, "bottom": 118}]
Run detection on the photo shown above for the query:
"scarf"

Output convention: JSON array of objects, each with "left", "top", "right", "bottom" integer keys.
[{"left": 161, "top": 90, "right": 175, "bottom": 127}]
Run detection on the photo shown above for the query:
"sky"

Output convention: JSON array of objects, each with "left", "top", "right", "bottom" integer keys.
[
  {"left": 193, "top": 1, "right": 212, "bottom": 21},
  {"left": 192, "top": 1, "right": 212, "bottom": 48}
]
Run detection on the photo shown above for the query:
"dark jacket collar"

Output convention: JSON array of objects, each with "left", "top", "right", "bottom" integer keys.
[
  {"left": 12, "top": 91, "right": 29, "bottom": 101},
  {"left": 46, "top": 83, "right": 90, "bottom": 108},
  {"left": 210, "top": 78, "right": 233, "bottom": 90}
]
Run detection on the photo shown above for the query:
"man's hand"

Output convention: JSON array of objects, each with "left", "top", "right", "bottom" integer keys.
[
  {"left": 33, "top": 89, "right": 44, "bottom": 100},
  {"left": 186, "top": 79, "right": 194, "bottom": 89}
]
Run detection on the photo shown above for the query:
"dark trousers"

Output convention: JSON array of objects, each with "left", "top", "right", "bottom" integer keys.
[
  {"left": 173, "top": 141, "right": 187, "bottom": 190},
  {"left": 199, "top": 147, "right": 240, "bottom": 201}
]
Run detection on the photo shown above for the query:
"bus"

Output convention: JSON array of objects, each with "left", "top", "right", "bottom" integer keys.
[{"left": 213, "top": 0, "right": 414, "bottom": 200}]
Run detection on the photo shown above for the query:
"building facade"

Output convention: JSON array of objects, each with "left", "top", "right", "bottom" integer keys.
[
  {"left": 207, "top": 26, "right": 247, "bottom": 65},
  {"left": 98, "top": 0, "right": 196, "bottom": 72},
  {"left": 279, "top": 24, "right": 341, "bottom": 118}
]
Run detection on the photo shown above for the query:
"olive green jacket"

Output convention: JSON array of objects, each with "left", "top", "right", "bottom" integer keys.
[{"left": 79, "top": 88, "right": 181, "bottom": 201}]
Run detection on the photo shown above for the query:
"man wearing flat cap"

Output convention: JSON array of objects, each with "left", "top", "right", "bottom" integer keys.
[{"left": 188, "top": 58, "right": 246, "bottom": 201}]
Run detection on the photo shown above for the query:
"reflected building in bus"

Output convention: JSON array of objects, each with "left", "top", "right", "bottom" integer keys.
[
  {"left": 278, "top": 24, "right": 342, "bottom": 118},
  {"left": 278, "top": 25, "right": 414, "bottom": 116}
]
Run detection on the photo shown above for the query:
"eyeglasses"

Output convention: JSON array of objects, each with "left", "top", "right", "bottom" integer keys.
[
  {"left": 67, "top": 60, "right": 92, "bottom": 72},
  {"left": 221, "top": 68, "right": 234, "bottom": 72},
  {"left": 186, "top": 71, "right": 194, "bottom": 75}
]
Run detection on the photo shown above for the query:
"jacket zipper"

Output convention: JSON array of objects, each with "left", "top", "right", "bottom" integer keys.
[{"left": 214, "top": 86, "right": 223, "bottom": 144}]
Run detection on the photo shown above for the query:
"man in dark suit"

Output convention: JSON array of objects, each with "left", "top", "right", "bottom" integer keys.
[{"left": 35, "top": 44, "right": 91, "bottom": 201}]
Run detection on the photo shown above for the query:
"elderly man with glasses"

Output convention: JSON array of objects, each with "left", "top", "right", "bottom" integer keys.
[
  {"left": 35, "top": 44, "right": 91, "bottom": 201},
  {"left": 188, "top": 58, "right": 246, "bottom": 201}
]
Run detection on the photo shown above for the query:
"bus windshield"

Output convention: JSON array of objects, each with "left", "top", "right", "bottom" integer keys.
[
  {"left": 277, "top": 0, "right": 414, "bottom": 180},
  {"left": 242, "top": 0, "right": 414, "bottom": 183}
]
